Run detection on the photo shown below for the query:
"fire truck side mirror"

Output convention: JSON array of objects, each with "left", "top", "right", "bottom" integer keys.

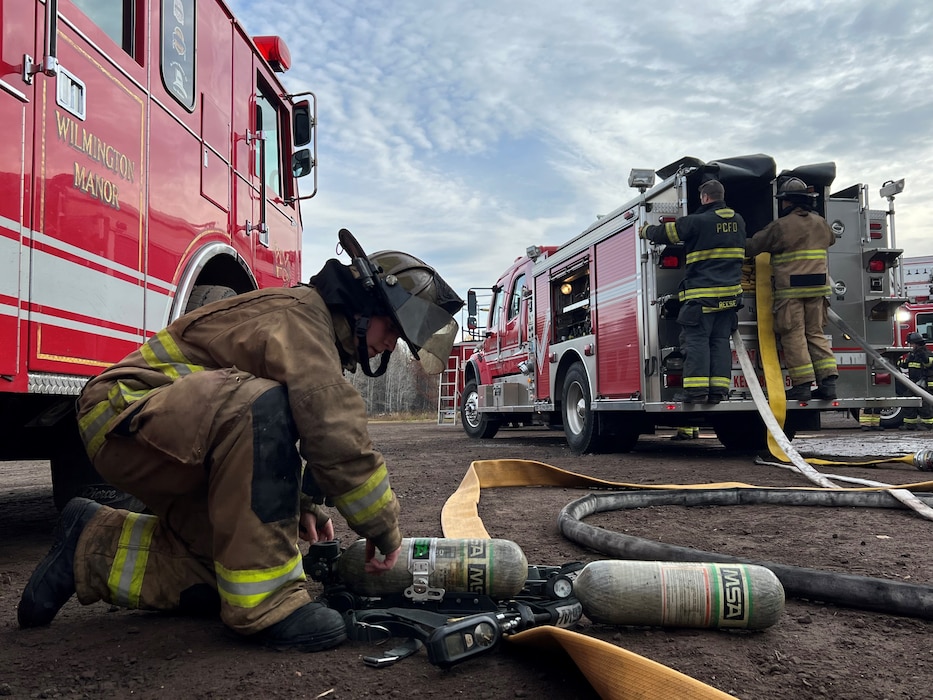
[
  {"left": 292, "top": 149, "right": 314, "bottom": 178},
  {"left": 467, "top": 290, "right": 478, "bottom": 316},
  {"left": 293, "top": 100, "right": 313, "bottom": 147}
]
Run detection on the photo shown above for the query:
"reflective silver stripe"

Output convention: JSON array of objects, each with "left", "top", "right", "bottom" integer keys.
[
  {"left": 108, "top": 512, "right": 158, "bottom": 608},
  {"left": 215, "top": 554, "right": 305, "bottom": 608}
]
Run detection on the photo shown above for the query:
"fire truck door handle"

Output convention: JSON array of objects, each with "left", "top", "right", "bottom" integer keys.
[
  {"left": 24, "top": 0, "right": 60, "bottom": 84},
  {"left": 645, "top": 357, "right": 657, "bottom": 376}
]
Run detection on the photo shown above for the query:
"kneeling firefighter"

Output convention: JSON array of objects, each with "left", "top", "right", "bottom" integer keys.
[{"left": 18, "top": 229, "right": 464, "bottom": 652}]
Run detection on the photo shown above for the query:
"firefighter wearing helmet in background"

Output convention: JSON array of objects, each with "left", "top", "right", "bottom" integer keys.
[
  {"left": 745, "top": 177, "right": 839, "bottom": 402},
  {"left": 18, "top": 229, "right": 464, "bottom": 653},
  {"left": 896, "top": 332, "right": 933, "bottom": 430},
  {"left": 640, "top": 179, "right": 746, "bottom": 404}
]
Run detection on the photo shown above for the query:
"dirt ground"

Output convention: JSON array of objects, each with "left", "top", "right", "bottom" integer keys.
[{"left": 2, "top": 413, "right": 932, "bottom": 699}]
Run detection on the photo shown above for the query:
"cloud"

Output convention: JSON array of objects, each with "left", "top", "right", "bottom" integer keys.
[{"left": 229, "top": 0, "right": 933, "bottom": 297}]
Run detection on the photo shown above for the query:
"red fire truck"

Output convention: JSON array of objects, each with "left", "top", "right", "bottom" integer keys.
[
  {"left": 452, "top": 154, "right": 918, "bottom": 452},
  {"left": 1, "top": 0, "right": 314, "bottom": 506}
]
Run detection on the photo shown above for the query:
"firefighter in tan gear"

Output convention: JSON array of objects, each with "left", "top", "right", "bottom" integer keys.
[
  {"left": 17, "top": 229, "right": 464, "bottom": 653},
  {"left": 745, "top": 177, "right": 839, "bottom": 402}
]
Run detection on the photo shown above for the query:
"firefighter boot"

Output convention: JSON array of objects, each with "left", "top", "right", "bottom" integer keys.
[
  {"left": 811, "top": 376, "right": 838, "bottom": 401},
  {"left": 785, "top": 383, "right": 812, "bottom": 401},
  {"left": 18, "top": 497, "right": 101, "bottom": 628},
  {"left": 252, "top": 602, "right": 347, "bottom": 652}
]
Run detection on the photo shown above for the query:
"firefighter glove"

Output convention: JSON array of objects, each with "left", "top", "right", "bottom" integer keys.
[{"left": 638, "top": 223, "right": 650, "bottom": 239}]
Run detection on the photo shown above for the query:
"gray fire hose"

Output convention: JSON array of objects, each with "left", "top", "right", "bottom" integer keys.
[{"left": 558, "top": 489, "right": 933, "bottom": 620}]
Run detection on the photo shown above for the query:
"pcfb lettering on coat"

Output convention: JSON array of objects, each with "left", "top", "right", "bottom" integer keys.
[
  {"left": 716, "top": 222, "right": 739, "bottom": 233},
  {"left": 720, "top": 566, "right": 747, "bottom": 621}
]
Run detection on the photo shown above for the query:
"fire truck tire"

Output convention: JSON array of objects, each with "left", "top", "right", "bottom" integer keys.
[
  {"left": 184, "top": 284, "right": 239, "bottom": 313},
  {"left": 878, "top": 406, "right": 905, "bottom": 429},
  {"left": 562, "top": 363, "right": 603, "bottom": 454},
  {"left": 460, "top": 380, "right": 501, "bottom": 439},
  {"left": 712, "top": 413, "right": 795, "bottom": 451}
]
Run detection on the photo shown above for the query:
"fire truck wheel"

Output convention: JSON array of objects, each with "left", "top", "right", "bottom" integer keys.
[
  {"left": 878, "top": 406, "right": 905, "bottom": 429},
  {"left": 562, "top": 363, "right": 603, "bottom": 454},
  {"left": 712, "top": 413, "right": 796, "bottom": 451},
  {"left": 460, "top": 380, "right": 501, "bottom": 439},
  {"left": 184, "top": 284, "right": 239, "bottom": 313}
]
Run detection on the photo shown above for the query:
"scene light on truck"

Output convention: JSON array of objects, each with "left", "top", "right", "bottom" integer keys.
[{"left": 867, "top": 256, "right": 887, "bottom": 273}]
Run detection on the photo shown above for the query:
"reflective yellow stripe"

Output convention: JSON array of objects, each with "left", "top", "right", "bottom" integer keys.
[
  {"left": 664, "top": 222, "right": 680, "bottom": 244},
  {"left": 683, "top": 377, "right": 710, "bottom": 389},
  {"left": 774, "top": 286, "right": 830, "bottom": 299},
  {"left": 771, "top": 249, "right": 826, "bottom": 265},
  {"left": 215, "top": 553, "right": 305, "bottom": 609},
  {"left": 678, "top": 284, "right": 743, "bottom": 301},
  {"left": 79, "top": 330, "right": 205, "bottom": 457},
  {"left": 709, "top": 377, "right": 731, "bottom": 389},
  {"left": 813, "top": 357, "right": 838, "bottom": 373},
  {"left": 714, "top": 208, "right": 735, "bottom": 218},
  {"left": 78, "top": 398, "right": 117, "bottom": 459},
  {"left": 685, "top": 247, "right": 745, "bottom": 265},
  {"left": 334, "top": 463, "right": 394, "bottom": 527},
  {"left": 140, "top": 329, "right": 205, "bottom": 378},
  {"left": 107, "top": 512, "right": 158, "bottom": 608}
]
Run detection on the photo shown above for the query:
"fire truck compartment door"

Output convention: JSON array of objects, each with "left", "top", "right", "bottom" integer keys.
[
  {"left": 0, "top": 1, "right": 36, "bottom": 376},
  {"left": 29, "top": 10, "right": 146, "bottom": 371}
]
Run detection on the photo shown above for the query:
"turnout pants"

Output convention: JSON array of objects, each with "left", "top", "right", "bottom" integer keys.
[
  {"left": 73, "top": 369, "right": 311, "bottom": 635},
  {"left": 679, "top": 302, "right": 737, "bottom": 398},
  {"left": 774, "top": 297, "right": 838, "bottom": 386}
]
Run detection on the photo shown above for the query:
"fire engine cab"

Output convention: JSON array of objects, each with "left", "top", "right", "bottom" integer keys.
[
  {"left": 1, "top": 0, "right": 314, "bottom": 506},
  {"left": 453, "top": 154, "right": 918, "bottom": 453}
]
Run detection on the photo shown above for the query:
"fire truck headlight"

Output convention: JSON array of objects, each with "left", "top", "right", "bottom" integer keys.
[{"left": 895, "top": 307, "right": 911, "bottom": 323}]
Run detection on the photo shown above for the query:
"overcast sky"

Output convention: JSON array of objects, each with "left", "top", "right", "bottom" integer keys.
[{"left": 228, "top": 0, "right": 933, "bottom": 299}]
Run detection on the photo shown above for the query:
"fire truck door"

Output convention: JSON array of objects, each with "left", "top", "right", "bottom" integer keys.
[
  {"left": 28, "top": 1, "right": 146, "bottom": 370},
  {"left": 491, "top": 271, "right": 527, "bottom": 376},
  {"left": 244, "top": 68, "right": 301, "bottom": 289},
  {"left": 231, "top": 63, "right": 298, "bottom": 290},
  {"left": 0, "top": 0, "right": 35, "bottom": 376}
]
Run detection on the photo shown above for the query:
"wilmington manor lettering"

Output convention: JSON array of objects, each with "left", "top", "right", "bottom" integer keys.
[{"left": 56, "top": 110, "right": 137, "bottom": 211}]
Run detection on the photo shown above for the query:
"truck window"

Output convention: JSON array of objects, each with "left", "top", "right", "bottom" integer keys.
[
  {"left": 256, "top": 80, "right": 284, "bottom": 199},
  {"left": 73, "top": 0, "right": 137, "bottom": 56},
  {"left": 508, "top": 274, "right": 525, "bottom": 320},
  {"left": 160, "top": 0, "right": 195, "bottom": 110},
  {"left": 917, "top": 313, "right": 933, "bottom": 342},
  {"left": 489, "top": 288, "right": 503, "bottom": 330}
]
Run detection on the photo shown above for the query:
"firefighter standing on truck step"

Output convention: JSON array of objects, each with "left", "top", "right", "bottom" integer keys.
[
  {"left": 640, "top": 179, "right": 746, "bottom": 404},
  {"left": 17, "top": 229, "right": 464, "bottom": 653},
  {"left": 897, "top": 332, "right": 933, "bottom": 430},
  {"left": 745, "top": 177, "right": 838, "bottom": 402}
]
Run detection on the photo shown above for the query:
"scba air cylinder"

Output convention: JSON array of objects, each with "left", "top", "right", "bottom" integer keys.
[
  {"left": 336, "top": 538, "right": 528, "bottom": 599},
  {"left": 574, "top": 560, "right": 784, "bottom": 630}
]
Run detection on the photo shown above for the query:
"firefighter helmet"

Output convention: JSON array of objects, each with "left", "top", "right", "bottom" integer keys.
[
  {"left": 338, "top": 228, "right": 463, "bottom": 376},
  {"left": 776, "top": 177, "right": 817, "bottom": 201},
  {"left": 906, "top": 332, "right": 926, "bottom": 346}
]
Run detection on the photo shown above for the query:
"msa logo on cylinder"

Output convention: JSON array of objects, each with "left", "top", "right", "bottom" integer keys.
[{"left": 719, "top": 565, "right": 747, "bottom": 622}]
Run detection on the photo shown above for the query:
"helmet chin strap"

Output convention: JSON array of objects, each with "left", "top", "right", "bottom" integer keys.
[{"left": 356, "top": 316, "right": 391, "bottom": 377}]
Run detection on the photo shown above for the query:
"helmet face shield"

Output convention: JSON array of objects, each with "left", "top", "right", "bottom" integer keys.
[{"left": 380, "top": 278, "right": 460, "bottom": 374}]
